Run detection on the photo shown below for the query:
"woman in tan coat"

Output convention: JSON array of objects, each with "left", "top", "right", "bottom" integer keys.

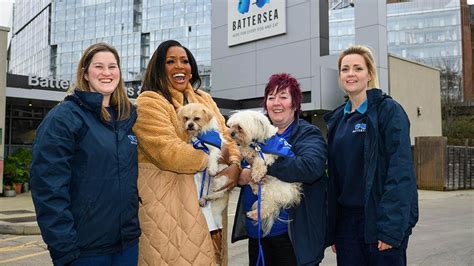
[{"left": 133, "top": 40, "right": 241, "bottom": 265}]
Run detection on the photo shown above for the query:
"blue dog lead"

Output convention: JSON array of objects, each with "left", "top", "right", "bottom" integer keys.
[
  {"left": 251, "top": 135, "right": 295, "bottom": 266},
  {"left": 192, "top": 130, "right": 222, "bottom": 203}
]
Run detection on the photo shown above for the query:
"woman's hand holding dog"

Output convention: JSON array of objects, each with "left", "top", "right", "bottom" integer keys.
[
  {"left": 239, "top": 168, "right": 252, "bottom": 186},
  {"left": 214, "top": 163, "right": 240, "bottom": 192},
  {"left": 239, "top": 168, "right": 267, "bottom": 186}
]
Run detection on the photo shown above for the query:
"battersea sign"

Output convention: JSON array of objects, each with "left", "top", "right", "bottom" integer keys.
[
  {"left": 6, "top": 74, "right": 141, "bottom": 99},
  {"left": 228, "top": 0, "right": 286, "bottom": 46},
  {"left": 28, "top": 75, "right": 70, "bottom": 91}
]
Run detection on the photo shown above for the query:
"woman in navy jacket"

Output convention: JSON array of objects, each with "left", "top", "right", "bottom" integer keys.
[
  {"left": 231, "top": 73, "right": 328, "bottom": 266},
  {"left": 325, "top": 45, "right": 418, "bottom": 266},
  {"left": 30, "top": 43, "right": 140, "bottom": 266}
]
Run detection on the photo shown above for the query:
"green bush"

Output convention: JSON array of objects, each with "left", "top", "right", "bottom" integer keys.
[
  {"left": 443, "top": 114, "right": 474, "bottom": 146},
  {"left": 2, "top": 148, "right": 32, "bottom": 185}
]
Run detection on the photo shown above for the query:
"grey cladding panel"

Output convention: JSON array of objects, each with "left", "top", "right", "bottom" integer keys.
[
  {"left": 320, "top": 67, "right": 345, "bottom": 110},
  {"left": 212, "top": 1, "right": 228, "bottom": 28},
  {"left": 256, "top": 2, "right": 311, "bottom": 50},
  {"left": 256, "top": 41, "right": 311, "bottom": 84},
  {"left": 212, "top": 26, "right": 257, "bottom": 60},
  {"left": 211, "top": 52, "right": 257, "bottom": 92}
]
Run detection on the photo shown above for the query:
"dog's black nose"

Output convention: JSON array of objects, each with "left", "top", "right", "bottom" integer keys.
[
  {"left": 231, "top": 131, "right": 235, "bottom": 137},
  {"left": 187, "top": 123, "right": 195, "bottom": 130}
]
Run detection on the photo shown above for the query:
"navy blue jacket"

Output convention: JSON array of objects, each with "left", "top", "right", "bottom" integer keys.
[
  {"left": 30, "top": 90, "right": 141, "bottom": 265},
  {"left": 325, "top": 89, "right": 419, "bottom": 248},
  {"left": 231, "top": 118, "right": 328, "bottom": 265}
]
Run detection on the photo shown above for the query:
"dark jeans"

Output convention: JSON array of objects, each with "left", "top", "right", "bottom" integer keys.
[
  {"left": 70, "top": 242, "right": 138, "bottom": 266},
  {"left": 335, "top": 209, "right": 408, "bottom": 266},
  {"left": 248, "top": 233, "right": 297, "bottom": 266}
]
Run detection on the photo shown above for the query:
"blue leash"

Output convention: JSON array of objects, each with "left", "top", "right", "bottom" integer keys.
[
  {"left": 250, "top": 137, "right": 294, "bottom": 266},
  {"left": 255, "top": 146, "right": 265, "bottom": 266},
  {"left": 192, "top": 139, "right": 211, "bottom": 203}
]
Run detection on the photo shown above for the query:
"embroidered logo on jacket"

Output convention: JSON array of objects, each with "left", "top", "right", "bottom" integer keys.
[
  {"left": 352, "top": 123, "right": 366, "bottom": 133},
  {"left": 128, "top": 135, "right": 138, "bottom": 145}
]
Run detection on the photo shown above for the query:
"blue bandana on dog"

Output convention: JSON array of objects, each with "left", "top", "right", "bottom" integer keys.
[
  {"left": 250, "top": 135, "right": 295, "bottom": 158},
  {"left": 192, "top": 130, "right": 222, "bottom": 153}
]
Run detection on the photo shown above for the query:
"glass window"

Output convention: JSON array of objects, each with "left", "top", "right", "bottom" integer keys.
[
  {"left": 174, "top": 15, "right": 185, "bottom": 27},
  {"left": 161, "top": 16, "right": 173, "bottom": 28}
]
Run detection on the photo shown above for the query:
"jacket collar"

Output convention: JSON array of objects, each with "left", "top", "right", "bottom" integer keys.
[
  {"left": 267, "top": 113, "right": 300, "bottom": 141},
  {"left": 324, "top": 89, "right": 386, "bottom": 122},
  {"left": 65, "top": 89, "right": 104, "bottom": 116},
  {"left": 365, "top": 88, "right": 391, "bottom": 130},
  {"left": 344, "top": 99, "right": 368, "bottom": 114},
  {"left": 170, "top": 83, "right": 196, "bottom": 109},
  {"left": 365, "top": 88, "right": 386, "bottom": 114}
]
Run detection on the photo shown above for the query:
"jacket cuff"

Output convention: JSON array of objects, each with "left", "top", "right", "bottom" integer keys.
[
  {"left": 377, "top": 231, "right": 402, "bottom": 248},
  {"left": 52, "top": 249, "right": 80, "bottom": 266}
]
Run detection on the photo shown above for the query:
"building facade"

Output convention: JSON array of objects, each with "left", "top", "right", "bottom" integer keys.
[
  {"left": 5, "top": 0, "right": 212, "bottom": 156},
  {"left": 1, "top": 26, "right": 9, "bottom": 193},
  {"left": 5, "top": 0, "right": 467, "bottom": 155},
  {"left": 211, "top": 0, "right": 442, "bottom": 142},
  {"left": 8, "top": 0, "right": 212, "bottom": 90},
  {"left": 328, "top": 0, "right": 472, "bottom": 103}
]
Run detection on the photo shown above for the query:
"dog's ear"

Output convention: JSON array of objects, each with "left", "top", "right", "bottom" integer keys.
[
  {"left": 256, "top": 116, "right": 266, "bottom": 131},
  {"left": 201, "top": 107, "right": 212, "bottom": 122},
  {"left": 177, "top": 106, "right": 183, "bottom": 115},
  {"left": 176, "top": 106, "right": 186, "bottom": 123},
  {"left": 256, "top": 113, "right": 276, "bottom": 139}
]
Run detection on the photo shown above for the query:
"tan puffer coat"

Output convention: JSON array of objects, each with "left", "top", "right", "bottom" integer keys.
[{"left": 133, "top": 84, "right": 240, "bottom": 266}]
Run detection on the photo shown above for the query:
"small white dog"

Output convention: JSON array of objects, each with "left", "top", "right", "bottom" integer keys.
[
  {"left": 177, "top": 103, "right": 229, "bottom": 227},
  {"left": 227, "top": 110, "right": 302, "bottom": 236}
]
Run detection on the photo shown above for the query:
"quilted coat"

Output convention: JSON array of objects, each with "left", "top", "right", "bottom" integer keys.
[{"left": 133, "top": 84, "right": 240, "bottom": 265}]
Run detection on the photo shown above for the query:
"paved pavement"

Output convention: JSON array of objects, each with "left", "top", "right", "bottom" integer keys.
[
  {"left": 228, "top": 189, "right": 474, "bottom": 266},
  {"left": 0, "top": 192, "right": 39, "bottom": 235},
  {"left": 0, "top": 189, "right": 473, "bottom": 265}
]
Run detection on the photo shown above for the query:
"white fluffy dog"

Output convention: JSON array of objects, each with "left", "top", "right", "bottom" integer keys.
[
  {"left": 227, "top": 110, "right": 302, "bottom": 236},
  {"left": 177, "top": 103, "right": 229, "bottom": 227}
]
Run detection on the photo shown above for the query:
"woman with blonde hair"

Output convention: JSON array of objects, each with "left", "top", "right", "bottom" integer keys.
[
  {"left": 30, "top": 42, "right": 140, "bottom": 265},
  {"left": 325, "top": 45, "right": 418, "bottom": 266}
]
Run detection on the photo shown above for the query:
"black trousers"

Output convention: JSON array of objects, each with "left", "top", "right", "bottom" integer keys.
[
  {"left": 248, "top": 233, "right": 297, "bottom": 266},
  {"left": 335, "top": 209, "right": 409, "bottom": 266}
]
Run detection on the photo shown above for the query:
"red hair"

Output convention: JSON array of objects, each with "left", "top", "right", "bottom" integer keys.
[{"left": 263, "top": 73, "right": 302, "bottom": 114}]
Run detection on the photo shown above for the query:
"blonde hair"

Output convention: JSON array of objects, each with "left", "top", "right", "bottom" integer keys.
[
  {"left": 338, "top": 45, "right": 380, "bottom": 88},
  {"left": 69, "top": 42, "right": 132, "bottom": 121}
]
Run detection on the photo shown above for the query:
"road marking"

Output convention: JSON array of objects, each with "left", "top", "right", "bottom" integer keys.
[
  {"left": 0, "top": 236, "right": 25, "bottom": 243},
  {"left": 0, "top": 241, "right": 37, "bottom": 252},
  {"left": 0, "top": 250, "right": 49, "bottom": 264}
]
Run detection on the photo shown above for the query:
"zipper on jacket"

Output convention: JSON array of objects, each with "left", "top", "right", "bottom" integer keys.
[{"left": 113, "top": 126, "right": 125, "bottom": 247}]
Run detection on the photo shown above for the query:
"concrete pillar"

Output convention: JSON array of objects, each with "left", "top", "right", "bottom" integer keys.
[
  {"left": 0, "top": 26, "right": 9, "bottom": 194},
  {"left": 354, "top": 0, "right": 389, "bottom": 93}
]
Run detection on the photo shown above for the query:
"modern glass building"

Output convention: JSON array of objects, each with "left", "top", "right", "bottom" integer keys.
[
  {"left": 9, "top": 0, "right": 51, "bottom": 79},
  {"left": 5, "top": 0, "right": 212, "bottom": 155},
  {"left": 8, "top": 0, "right": 212, "bottom": 90},
  {"left": 328, "top": 0, "right": 470, "bottom": 102}
]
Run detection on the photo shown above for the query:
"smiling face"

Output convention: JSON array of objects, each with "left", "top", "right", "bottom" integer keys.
[
  {"left": 339, "top": 53, "right": 372, "bottom": 98},
  {"left": 265, "top": 87, "right": 296, "bottom": 133},
  {"left": 84, "top": 51, "right": 120, "bottom": 106},
  {"left": 165, "top": 46, "right": 192, "bottom": 91},
  {"left": 177, "top": 103, "right": 213, "bottom": 138}
]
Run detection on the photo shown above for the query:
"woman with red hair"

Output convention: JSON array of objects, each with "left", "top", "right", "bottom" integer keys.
[{"left": 231, "top": 73, "right": 329, "bottom": 266}]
